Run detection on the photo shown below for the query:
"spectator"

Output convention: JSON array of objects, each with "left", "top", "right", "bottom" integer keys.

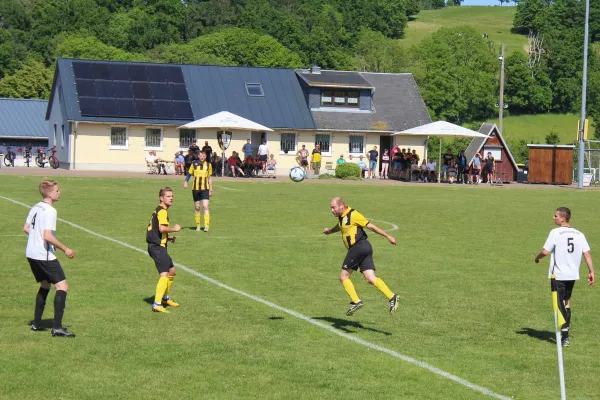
[
  {"left": 337, "top": 154, "right": 346, "bottom": 165},
  {"left": 227, "top": 151, "right": 245, "bottom": 177},
  {"left": 426, "top": 158, "right": 437, "bottom": 182},
  {"left": 410, "top": 157, "right": 421, "bottom": 182},
  {"left": 212, "top": 152, "right": 222, "bottom": 176},
  {"left": 145, "top": 151, "right": 166, "bottom": 175},
  {"left": 367, "top": 146, "right": 378, "bottom": 179},
  {"left": 392, "top": 148, "right": 403, "bottom": 179},
  {"left": 447, "top": 161, "right": 457, "bottom": 184},
  {"left": 202, "top": 141, "right": 213, "bottom": 163},
  {"left": 296, "top": 144, "right": 309, "bottom": 168},
  {"left": 189, "top": 141, "right": 200, "bottom": 155},
  {"left": 348, "top": 154, "right": 355, "bottom": 163},
  {"left": 258, "top": 140, "right": 269, "bottom": 173},
  {"left": 145, "top": 150, "right": 157, "bottom": 172},
  {"left": 266, "top": 154, "right": 277, "bottom": 178},
  {"left": 311, "top": 144, "right": 322, "bottom": 176},
  {"left": 457, "top": 150, "right": 468, "bottom": 184},
  {"left": 380, "top": 149, "right": 390, "bottom": 179},
  {"left": 390, "top": 144, "right": 401, "bottom": 177},
  {"left": 242, "top": 139, "right": 252, "bottom": 160},
  {"left": 184, "top": 150, "right": 194, "bottom": 173},
  {"left": 442, "top": 147, "right": 454, "bottom": 182},
  {"left": 411, "top": 149, "right": 420, "bottom": 164},
  {"left": 485, "top": 151, "right": 496, "bottom": 184},
  {"left": 356, "top": 155, "right": 369, "bottom": 177},
  {"left": 174, "top": 151, "right": 185, "bottom": 175},
  {"left": 472, "top": 153, "right": 482, "bottom": 184}
]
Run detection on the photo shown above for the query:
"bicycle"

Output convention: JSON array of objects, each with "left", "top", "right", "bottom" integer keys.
[
  {"left": 49, "top": 146, "right": 60, "bottom": 169},
  {"left": 4, "top": 144, "right": 15, "bottom": 167},
  {"left": 35, "top": 147, "right": 46, "bottom": 168}
]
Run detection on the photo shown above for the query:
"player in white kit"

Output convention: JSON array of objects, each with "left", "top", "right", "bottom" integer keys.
[
  {"left": 535, "top": 207, "right": 595, "bottom": 347},
  {"left": 23, "top": 180, "right": 76, "bottom": 337}
]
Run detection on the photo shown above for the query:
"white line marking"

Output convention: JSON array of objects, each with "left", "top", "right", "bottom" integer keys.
[
  {"left": 213, "top": 185, "right": 241, "bottom": 191},
  {"left": 1, "top": 195, "right": 510, "bottom": 400}
]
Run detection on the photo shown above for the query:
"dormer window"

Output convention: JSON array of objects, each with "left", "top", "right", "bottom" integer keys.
[
  {"left": 245, "top": 83, "right": 264, "bottom": 96},
  {"left": 321, "top": 90, "right": 359, "bottom": 107}
]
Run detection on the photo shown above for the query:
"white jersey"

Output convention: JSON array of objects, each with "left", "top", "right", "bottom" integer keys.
[
  {"left": 258, "top": 144, "right": 269, "bottom": 156},
  {"left": 543, "top": 226, "right": 590, "bottom": 281},
  {"left": 25, "top": 201, "right": 58, "bottom": 261}
]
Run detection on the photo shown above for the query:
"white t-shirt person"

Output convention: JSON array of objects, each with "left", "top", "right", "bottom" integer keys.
[
  {"left": 25, "top": 202, "right": 58, "bottom": 261},
  {"left": 543, "top": 226, "right": 590, "bottom": 281},
  {"left": 145, "top": 153, "right": 157, "bottom": 164},
  {"left": 258, "top": 143, "right": 269, "bottom": 156}
]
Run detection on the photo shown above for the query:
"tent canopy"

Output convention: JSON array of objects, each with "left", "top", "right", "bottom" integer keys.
[
  {"left": 393, "top": 121, "right": 488, "bottom": 138},
  {"left": 178, "top": 111, "right": 273, "bottom": 132}
]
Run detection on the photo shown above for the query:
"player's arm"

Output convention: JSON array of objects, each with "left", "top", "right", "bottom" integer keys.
[
  {"left": 584, "top": 251, "right": 594, "bottom": 285},
  {"left": 365, "top": 222, "right": 396, "bottom": 245},
  {"left": 184, "top": 165, "right": 193, "bottom": 188},
  {"left": 208, "top": 175, "right": 213, "bottom": 196},
  {"left": 23, "top": 223, "right": 31, "bottom": 235},
  {"left": 43, "top": 230, "right": 75, "bottom": 258},
  {"left": 157, "top": 211, "right": 181, "bottom": 233},
  {"left": 534, "top": 249, "right": 550, "bottom": 263},
  {"left": 159, "top": 224, "right": 181, "bottom": 233},
  {"left": 323, "top": 225, "right": 340, "bottom": 234}
]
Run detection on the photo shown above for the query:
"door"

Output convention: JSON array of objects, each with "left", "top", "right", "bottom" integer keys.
[
  {"left": 251, "top": 131, "right": 268, "bottom": 157},
  {"left": 379, "top": 135, "right": 392, "bottom": 170}
]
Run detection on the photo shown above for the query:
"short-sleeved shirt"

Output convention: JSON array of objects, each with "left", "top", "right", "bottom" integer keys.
[
  {"left": 474, "top": 157, "right": 482, "bottom": 167},
  {"left": 337, "top": 158, "right": 346, "bottom": 165},
  {"left": 412, "top": 153, "right": 420, "bottom": 163},
  {"left": 357, "top": 160, "right": 367, "bottom": 169},
  {"left": 202, "top": 146, "right": 213, "bottom": 160},
  {"left": 485, "top": 157, "right": 495, "bottom": 169},
  {"left": 267, "top": 159, "right": 277, "bottom": 167},
  {"left": 147, "top": 205, "right": 169, "bottom": 247},
  {"left": 543, "top": 226, "right": 591, "bottom": 281},
  {"left": 381, "top": 154, "right": 390, "bottom": 163},
  {"left": 145, "top": 154, "right": 157, "bottom": 163},
  {"left": 188, "top": 160, "right": 212, "bottom": 191},
  {"left": 243, "top": 143, "right": 252, "bottom": 156},
  {"left": 338, "top": 207, "right": 369, "bottom": 249},
  {"left": 312, "top": 149, "right": 322, "bottom": 163},
  {"left": 25, "top": 201, "right": 58, "bottom": 260},
  {"left": 258, "top": 144, "right": 269, "bottom": 156},
  {"left": 443, "top": 153, "right": 454, "bottom": 166},
  {"left": 189, "top": 145, "right": 200, "bottom": 154},
  {"left": 299, "top": 149, "right": 309, "bottom": 160},
  {"left": 175, "top": 155, "right": 184, "bottom": 163},
  {"left": 368, "top": 150, "right": 378, "bottom": 161},
  {"left": 426, "top": 162, "right": 436, "bottom": 171}
]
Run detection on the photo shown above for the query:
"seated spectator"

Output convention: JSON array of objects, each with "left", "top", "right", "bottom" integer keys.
[
  {"left": 212, "top": 153, "right": 222, "bottom": 176},
  {"left": 410, "top": 157, "right": 421, "bottom": 181},
  {"left": 227, "top": 151, "right": 245, "bottom": 177},
  {"left": 145, "top": 150, "right": 157, "bottom": 173},
  {"left": 266, "top": 154, "right": 277, "bottom": 178},
  {"left": 426, "top": 158, "right": 437, "bottom": 182},
  {"left": 356, "top": 155, "right": 369, "bottom": 177},
  {"left": 336, "top": 154, "right": 346, "bottom": 165},
  {"left": 447, "top": 161, "right": 457, "bottom": 184},
  {"left": 174, "top": 151, "right": 185, "bottom": 175},
  {"left": 347, "top": 154, "right": 355, "bottom": 163}
]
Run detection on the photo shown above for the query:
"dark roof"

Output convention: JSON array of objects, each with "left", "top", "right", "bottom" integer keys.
[
  {"left": 48, "top": 59, "right": 315, "bottom": 129},
  {"left": 0, "top": 98, "right": 48, "bottom": 138},
  {"left": 297, "top": 70, "right": 373, "bottom": 89},
  {"left": 310, "top": 72, "right": 431, "bottom": 132},
  {"left": 465, "top": 123, "right": 518, "bottom": 169}
]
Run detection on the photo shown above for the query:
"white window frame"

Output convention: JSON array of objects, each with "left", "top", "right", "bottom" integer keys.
[
  {"left": 280, "top": 132, "right": 297, "bottom": 155},
  {"left": 245, "top": 83, "right": 264, "bottom": 97},
  {"left": 315, "top": 133, "right": 332, "bottom": 156},
  {"left": 179, "top": 128, "right": 197, "bottom": 151},
  {"left": 144, "top": 127, "right": 163, "bottom": 151},
  {"left": 53, "top": 124, "right": 57, "bottom": 146},
  {"left": 109, "top": 126, "right": 129, "bottom": 150},
  {"left": 61, "top": 125, "right": 65, "bottom": 148},
  {"left": 349, "top": 134, "right": 365, "bottom": 155},
  {"left": 484, "top": 147, "right": 502, "bottom": 161}
]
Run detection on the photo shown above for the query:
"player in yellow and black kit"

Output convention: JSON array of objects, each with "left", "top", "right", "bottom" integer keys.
[
  {"left": 147, "top": 187, "right": 181, "bottom": 313},
  {"left": 323, "top": 197, "right": 400, "bottom": 316},
  {"left": 184, "top": 151, "right": 213, "bottom": 232}
]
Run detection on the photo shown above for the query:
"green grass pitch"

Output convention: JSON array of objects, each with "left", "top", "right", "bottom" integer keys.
[{"left": 1, "top": 175, "right": 599, "bottom": 399}]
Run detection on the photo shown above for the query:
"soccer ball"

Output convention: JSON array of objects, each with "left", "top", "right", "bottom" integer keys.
[{"left": 289, "top": 166, "right": 306, "bottom": 182}]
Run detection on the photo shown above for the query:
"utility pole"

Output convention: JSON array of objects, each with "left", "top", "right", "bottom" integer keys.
[
  {"left": 499, "top": 44, "right": 505, "bottom": 135},
  {"left": 578, "top": 0, "right": 590, "bottom": 189}
]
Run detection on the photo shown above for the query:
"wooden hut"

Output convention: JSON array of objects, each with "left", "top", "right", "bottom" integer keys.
[
  {"left": 464, "top": 123, "right": 519, "bottom": 182},
  {"left": 526, "top": 144, "right": 575, "bottom": 185}
]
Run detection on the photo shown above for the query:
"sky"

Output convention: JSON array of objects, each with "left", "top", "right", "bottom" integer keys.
[{"left": 462, "top": 0, "right": 516, "bottom": 5}]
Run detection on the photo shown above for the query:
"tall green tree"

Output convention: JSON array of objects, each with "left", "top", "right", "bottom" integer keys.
[
  {"left": 0, "top": 59, "right": 53, "bottom": 99},
  {"left": 504, "top": 51, "right": 552, "bottom": 114},
  {"left": 352, "top": 29, "right": 408, "bottom": 72},
  {"left": 53, "top": 33, "right": 147, "bottom": 62}
]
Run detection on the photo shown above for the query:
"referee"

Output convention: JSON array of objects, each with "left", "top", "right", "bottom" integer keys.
[
  {"left": 323, "top": 197, "right": 400, "bottom": 316},
  {"left": 535, "top": 207, "right": 595, "bottom": 347}
]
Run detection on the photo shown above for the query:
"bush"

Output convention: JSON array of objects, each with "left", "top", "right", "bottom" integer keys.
[
  {"left": 316, "top": 173, "right": 335, "bottom": 179},
  {"left": 335, "top": 163, "right": 361, "bottom": 179}
]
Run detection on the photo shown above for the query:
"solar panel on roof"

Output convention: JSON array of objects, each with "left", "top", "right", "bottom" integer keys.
[
  {"left": 95, "top": 80, "right": 114, "bottom": 97},
  {"left": 146, "top": 65, "right": 166, "bottom": 82},
  {"left": 151, "top": 83, "right": 171, "bottom": 100},
  {"left": 73, "top": 62, "right": 93, "bottom": 79},
  {"left": 128, "top": 65, "right": 147, "bottom": 81},
  {"left": 172, "top": 101, "right": 193, "bottom": 119},
  {"left": 98, "top": 98, "right": 119, "bottom": 117},
  {"left": 117, "top": 99, "right": 137, "bottom": 118},
  {"left": 75, "top": 79, "right": 96, "bottom": 97},
  {"left": 169, "top": 83, "right": 188, "bottom": 101},
  {"left": 132, "top": 82, "right": 152, "bottom": 99},
  {"left": 79, "top": 97, "right": 99, "bottom": 116},
  {"left": 164, "top": 66, "right": 184, "bottom": 83},
  {"left": 92, "top": 63, "right": 112, "bottom": 80},
  {"left": 110, "top": 64, "right": 130, "bottom": 80},
  {"left": 113, "top": 81, "right": 133, "bottom": 98},
  {"left": 154, "top": 100, "right": 175, "bottom": 119},
  {"left": 135, "top": 100, "right": 155, "bottom": 118}
]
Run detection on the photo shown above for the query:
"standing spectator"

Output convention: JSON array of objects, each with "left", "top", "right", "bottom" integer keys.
[
  {"left": 311, "top": 144, "right": 322, "bottom": 177},
  {"left": 356, "top": 155, "right": 369, "bottom": 178},
  {"left": 456, "top": 150, "right": 468, "bottom": 184},
  {"left": 184, "top": 150, "right": 194, "bottom": 173},
  {"left": 392, "top": 148, "right": 403, "bottom": 179},
  {"left": 266, "top": 154, "right": 277, "bottom": 178},
  {"left": 411, "top": 149, "right": 420, "bottom": 165},
  {"left": 367, "top": 146, "right": 378, "bottom": 179},
  {"left": 174, "top": 151, "right": 185, "bottom": 175},
  {"left": 471, "top": 153, "right": 482, "bottom": 184},
  {"left": 442, "top": 147, "right": 454, "bottom": 182},
  {"left": 202, "top": 141, "right": 213, "bottom": 163},
  {"left": 242, "top": 139, "right": 252, "bottom": 160},
  {"left": 258, "top": 139, "right": 269, "bottom": 173},
  {"left": 485, "top": 152, "right": 496, "bottom": 184},
  {"left": 296, "top": 144, "right": 309, "bottom": 168},
  {"left": 391, "top": 144, "right": 401, "bottom": 177},
  {"left": 380, "top": 149, "right": 390, "bottom": 179},
  {"left": 189, "top": 141, "right": 200, "bottom": 155},
  {"left": 337, "top": 154, "right": 346, "bottom": 165}
]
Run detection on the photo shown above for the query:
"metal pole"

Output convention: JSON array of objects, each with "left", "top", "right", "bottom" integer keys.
[
  {"left": 499, "top": 44, "right": 505, "bottom": 135},
  {"left": 578, "top": 0, "right": 590, "bottom": 189}
]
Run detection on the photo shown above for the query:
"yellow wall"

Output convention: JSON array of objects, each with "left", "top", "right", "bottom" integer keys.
[{"left": 72, "top": 123, "right": 426, "bottom": 173}]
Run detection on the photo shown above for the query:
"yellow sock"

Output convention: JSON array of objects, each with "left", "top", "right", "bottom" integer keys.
[
  {"left": 194, "top": 214, "right": 201, "bottom": 227},
  {"left": 164, "top": 276, "right": 174, "bottom": 298},
  {"left": 204, "top": 213, "right": 210, "bottom": 228},
  {"left": 154, "top": 276, "right": 169, "bottom": 304},
  {"left": 342, "top": 279, "right": 360, "bottom": 303},
  {"left": 374, "top": 278, "right": 394, "bottom": 300}
]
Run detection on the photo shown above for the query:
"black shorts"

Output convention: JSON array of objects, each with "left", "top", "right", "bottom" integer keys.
[
  {"left": 342, "top": 240, "right": 375, "bottom": 272},
  {"left": 148, "top": 243, "right": 174, "bottom": 274},
  {"left": 554, "top": 280, "right": 575, "bottom": 301},
  {"left": 27, "top": 258, "right": 66, "bottom": 284},
  {"left": 192, "top": 190, "right": 210, "bottom": 202},
  {"left": 300, "top": 159, "right": 308, "bottom": 167},
  {"left": 259, "top": 155, "right": 268, "bottom": 162}
]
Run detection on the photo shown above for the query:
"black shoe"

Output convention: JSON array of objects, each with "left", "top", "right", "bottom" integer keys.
[
  {"left": 30, "top": 321, "right": 47, "bottom": 331},
  {"left": 346, "top": 300, "right": 363, "bottom": 316},
  {"left": 561, "top": 337, "right": 570, "bottom": 347},
  {"left": 51, "top": 327, "right": 76, "bottom": 337},
  {"left": 389, "top": 294, "right": 399, "bottom": 314}
]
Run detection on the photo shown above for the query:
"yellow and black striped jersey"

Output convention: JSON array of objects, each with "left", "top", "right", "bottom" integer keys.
[
  {"left": 188, "top": 160, "right": 212, "bottom": 191},
  {"left": 147, "top": 205, "right": 169, "bottom": 247},
  {"left": 338, "top": 207, "right": 369, "bottom": 249}
]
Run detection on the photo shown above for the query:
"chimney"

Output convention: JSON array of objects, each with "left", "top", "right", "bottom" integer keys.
[{"left": 310, "top": 65, "right": 321, "bottom": 74}]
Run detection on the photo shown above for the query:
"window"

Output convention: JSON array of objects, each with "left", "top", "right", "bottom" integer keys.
[
  {"left": 179, "top": 129, "right": 196, "bottom": 149},
  {"left": 110, "top": 127, "right": 128, "bottom": 149},
  {"left": 53, "top": 124, "right": 57, "bottom": 145},
  {"left": 321, "top": 90, "right": 360, "bottom": 107},
  {"left": 280, "top": 132, "right": 296, "bottom": 154},
  {"left": 349, "top": 135, "right": 364, "bottom": 154},
  {"left": 61, "top": 125, "right": 65, "bottom": 148},
  {"left": 485, "top": 148, "right": 502, "bottom": 161},
  {"left": 145, "top": 128, "right": 162, "bottom": 150},
  {"left": 245, "top": 83, "right": 264, "bottom": 96},
  {"left": 315, "top": 133, "right": 331, "bottom": 155}
]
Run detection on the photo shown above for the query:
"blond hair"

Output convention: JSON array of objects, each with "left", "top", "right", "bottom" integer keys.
[
  {"left": 39, "top": 180, "right": 58, "bottom": 198},
  {"left": 159, "top": 187, "right": 173, "bottom": 199}
]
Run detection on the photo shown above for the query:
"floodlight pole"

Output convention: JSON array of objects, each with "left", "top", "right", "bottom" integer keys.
[
  {"left": 578, "top": 0, "right": 590, "bottom": 189},
  {"left": 499, "top": 44, "right": 505, "bottom": 135}
]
